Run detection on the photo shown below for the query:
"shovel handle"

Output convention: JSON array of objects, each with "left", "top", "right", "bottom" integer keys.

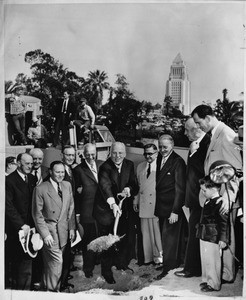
[{"left": 113, "top": 193, "right": 126, "bottom": 236}]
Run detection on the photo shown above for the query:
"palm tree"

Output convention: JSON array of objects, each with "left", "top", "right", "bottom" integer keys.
[{"left": 85, "top": 70, "right": 110, "bottom": 115}]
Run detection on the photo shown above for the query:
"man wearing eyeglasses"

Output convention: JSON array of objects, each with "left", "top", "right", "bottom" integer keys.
[
  {"left": 93, "top": 142, "right": 139, "bottom": 284},
  {"left": 154, "top": 134, "right": 186, "bottom": 280},
  {"left": 133, "top": 143, "right": 163, "bottom": 266}
]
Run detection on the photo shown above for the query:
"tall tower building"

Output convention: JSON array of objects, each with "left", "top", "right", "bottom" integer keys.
[{"left": 165, "top": 53, "right": 191, "bottom": 115}]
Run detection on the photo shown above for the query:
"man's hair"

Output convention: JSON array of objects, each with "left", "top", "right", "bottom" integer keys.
[
  {"left": 158, "top": 134, "right": 174, "bottom": 145},
  {"left": 49, "top": 160, "right": 64, "bottom": 171},
  {"left": 62, "top": 145, "right": 75, "bottom": 153},
  {"left": 6, "top": 156, "right": 16, "bottom": 170},
  {"left": 80, "top": 97, "right": 87, "bottom": 103},
  {"left": 6, "top": 156, "right": 16, "bottom": 165},
  {"left": 84, "top": 143, "right": 96, "bottom": 154},
  {"left": 110, "top": 141, "right": 126, "bottom": 154},
  {"left": 199, "top": 175, "right": 221, "bottom": 189},
  {"left": 16, "top": 153, "right": 32, "bottom": 162},
  {"left": 144, "top": 143, "right": 157, "bottom": 151},
  {"left": 29, "top": 148, "right": 44, "bottom": 157},
  {"left": 191, "top": 105, "right": 215, "bottom": 119}
]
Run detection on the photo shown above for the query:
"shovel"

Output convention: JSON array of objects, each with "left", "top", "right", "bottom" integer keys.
[{"left": 87, "top": 193, "right": 126, "bottom": 253}]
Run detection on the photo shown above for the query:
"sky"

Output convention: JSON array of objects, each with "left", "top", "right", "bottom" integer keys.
[{"left": 3, "top": 0, "right": 245, "bottom": 111}]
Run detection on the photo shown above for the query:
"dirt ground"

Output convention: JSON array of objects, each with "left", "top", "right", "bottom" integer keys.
[{"left": 62, "top": 253, "right": 244, "bottom": 299}]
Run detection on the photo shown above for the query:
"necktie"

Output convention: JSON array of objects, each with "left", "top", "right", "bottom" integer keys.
[
  {"left": 90, "top": 164, "right": 98, "bottom": 181},
  {"left": 57, "top": 183, "right": 62, "bottom": 199},
  {"left": 67, "top": 167, "right": 72, "bottom": 179},
  {"left": 147, "top": 163, "right": 151, "bottom": 178},
  {"left": 116, "top": 164, "right": 121, "bottom": 173},
  {"left": 24, "top": 175, "right": 28, "bottom": 183},
  {"left": 160, "top": 157, "right": 166, "bottom": 170},
  {"left": 35, "top": 170, "right": 39, "bottom": 183},
  {"left": 62, "top": 100, "right": 67, "bottom": 113}
]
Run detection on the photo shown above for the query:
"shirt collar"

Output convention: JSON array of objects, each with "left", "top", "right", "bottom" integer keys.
[
  {"left": 17, "top": 169, "right": 26, "bottom": 181},
  {"left": 50, "top": 177, "right": 59, "bottom": 191},
  {"left": 161, "top": 150, "right": 173, "bottom": 162}
]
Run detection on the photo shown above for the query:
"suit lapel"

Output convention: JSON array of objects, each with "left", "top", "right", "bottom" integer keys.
[
  {"left": 156, "top": 152, "right": 174, "bottom": 186},
  {"left": 140, "top": 162, "right": 156, "bottom": 193},
  {"left": 205, "top": 123, "right": 224, "bottom": 161},
  {"left": 82, "top": 160, "right": 98, "bottom": 182}
]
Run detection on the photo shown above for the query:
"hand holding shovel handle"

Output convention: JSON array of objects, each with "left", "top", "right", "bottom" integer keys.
[{"left": 113, "top": 193, "right": 126, "bottom": 236}]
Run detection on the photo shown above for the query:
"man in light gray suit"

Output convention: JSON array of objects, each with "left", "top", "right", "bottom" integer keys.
[
  {"left": 32, "top": 161, "right": 76, "bottom": 292},
  {"left": 192, "top": 104, "right": 242, "bottom": 283},
  {"left": 133, "top": 143, "right": 163, "bottom": 265}
]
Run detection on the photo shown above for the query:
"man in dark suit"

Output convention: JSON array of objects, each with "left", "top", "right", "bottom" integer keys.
[
  {"left": 93, "top": 142, "right": 139, "bottom": 284},
  {"left": 32, "top": 161, "right": 76, "bottom": 292},
  {"left": 175, "top": 118, "right": 210, "bottom": 278},
  {"left": 5, "top": 153, "right": 37, "bottom": 290},
  {"left": 53, "top": 91, "right": 76, "bottom": 147},
  {"left": 155, "top": 134, "right": 186, "bottom": 280},
  {"left": 29, "top": 147, "right": 49, "bottom": 290},
  {"left": 60, "top": 145, "right": 76, "bottom": 290},
  {"left": 73, "top": 143, "right": 103, "bottom": 278}
]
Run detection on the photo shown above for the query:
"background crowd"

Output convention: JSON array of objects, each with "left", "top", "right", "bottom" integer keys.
[{"left": 4, "top": 103, "right": 243, "bottom": 293}]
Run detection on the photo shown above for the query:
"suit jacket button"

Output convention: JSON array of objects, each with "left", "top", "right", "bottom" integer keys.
[{"left": 53, "top": 211, "right": 55, "bottom": 213}]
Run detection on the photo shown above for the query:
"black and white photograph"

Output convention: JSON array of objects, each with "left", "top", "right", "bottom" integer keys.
[{"left": 1, "top": 0, "right": 245, "bottom": 299}]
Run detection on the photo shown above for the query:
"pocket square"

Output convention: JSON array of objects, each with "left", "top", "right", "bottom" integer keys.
[{"left": 167, "top": 172, "right": 171, "bottom": 175}]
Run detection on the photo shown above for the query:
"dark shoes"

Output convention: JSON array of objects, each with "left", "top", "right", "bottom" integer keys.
[
  {"left": 174, "top": 269, "right": 201, "bottom": 278},
  {"left": 102, "top": 274, "right": 116, "bottom": 284},
  {"left": 84, "top": 271, "right": 93, "bottom": 278},
  {"left": 154, "top": 271, "right": 168, "bottom": 280},
  {"left": 221, "top": 279, "right": 234, "bottom": 284},
  {"left": 60, "top": 283, "right": 74, "bottom": 291},
  {"left": 201, "top": 284, "right": 217, "bottom": 292}
]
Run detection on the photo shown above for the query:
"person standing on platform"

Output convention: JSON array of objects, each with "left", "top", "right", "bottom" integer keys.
[
  {"left": 154, "top": 134, "right": 186, "bottom": 280},
  {"left": 53, "top": 91, "right": 76, "bottom": 148},
  {"left": 133, "top": 143, "right": 163, "bottom": 265},
  {"left": 175, "top": 118, "right": 210, "bottom": 278}
]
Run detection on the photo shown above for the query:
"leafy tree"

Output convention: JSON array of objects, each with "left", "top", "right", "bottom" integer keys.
[
  {"left": 102, "top": 74, "right": 142, "bottom": 139},
  {"left": 213, "top": 89, "right": 244, "bottom": 131},
  {"left": 82, "top": 70, "right": 110, "bottom": 115},
  {"left": 141, "top": 100, "right": 154, "bottom": 116},
  {"left": 163, "top": 95, "right": 172, "bottom": 116},
  {"left": 24, "top": 49, "right": 84, "bottom": 135}
]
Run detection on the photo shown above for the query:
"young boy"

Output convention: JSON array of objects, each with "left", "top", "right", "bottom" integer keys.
[{"left": 197, "top": 176, "right": 229, "bottom": 292}]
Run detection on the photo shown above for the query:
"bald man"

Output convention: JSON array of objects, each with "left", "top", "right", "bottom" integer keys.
[
  {"left": 93, "top": 142, "right": 139, "bottom": 284},
  {"left": 5, "top": 153, "right": 37, "bottom": 290}
]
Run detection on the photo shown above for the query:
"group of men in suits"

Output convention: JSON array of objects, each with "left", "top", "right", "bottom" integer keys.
[{"left": 5, "top": 103, "right": 243, "bottom": 291}]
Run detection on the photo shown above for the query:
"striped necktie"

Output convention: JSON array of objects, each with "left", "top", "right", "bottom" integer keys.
[{"left": 57, "top": 183, "right": 62, "bottom": 199}]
